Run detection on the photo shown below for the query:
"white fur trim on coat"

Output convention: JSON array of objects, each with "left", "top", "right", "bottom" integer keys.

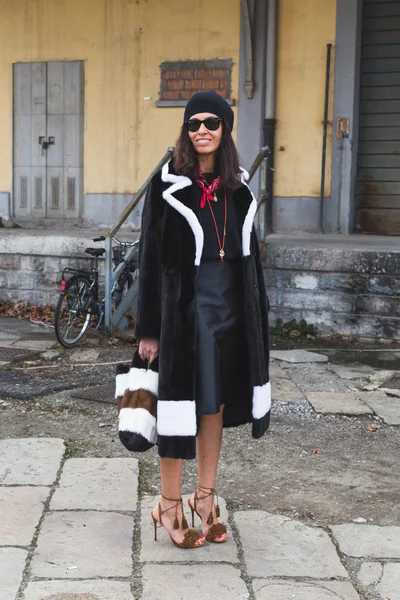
[
  {"left": 252, "top": 382, "right": 271, "bottom": 419},
  {"left": 157, "top": 400, "right": 197, "bottom": 436},
  {"left": 115, "top": 367, "right": 158, "bottom": 398},
  {"left": 242, "top": 183, "right": 258, "bottom": 257},
  {"left": 119, "top": 407, "right": 157, "bottom": 444},
  {"left": 161, "top": 162, "right": 204, "bottom": 266},
  {"left": 240, "top": 167, "right": 250, "bottom": 182}
]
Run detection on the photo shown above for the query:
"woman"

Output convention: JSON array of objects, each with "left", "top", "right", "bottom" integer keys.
[{"left": 135, "top": 91, "right": 270, "bottom": 549}]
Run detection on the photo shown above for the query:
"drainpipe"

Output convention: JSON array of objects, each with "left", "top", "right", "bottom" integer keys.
[{"left": 264, "top": 0, "right": 277, "bottom": 235}]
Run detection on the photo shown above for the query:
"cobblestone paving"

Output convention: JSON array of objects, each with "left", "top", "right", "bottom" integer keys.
[{"left": 1, "top": 438, "right": 398, "bottom": 600}]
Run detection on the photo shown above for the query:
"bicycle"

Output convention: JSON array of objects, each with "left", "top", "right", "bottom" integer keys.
[{"left": 54, "top": 235, "right": 139, "bottom": 348}]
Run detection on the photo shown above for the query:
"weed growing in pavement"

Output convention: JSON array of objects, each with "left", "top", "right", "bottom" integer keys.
[
  {"left": 139, "top": 458, "right": 154, "bottom": 493},
  {"left": 64, "top": 438, "right": 89, "bottom": 459}
]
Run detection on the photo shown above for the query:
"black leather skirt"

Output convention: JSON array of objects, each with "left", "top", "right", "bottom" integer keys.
[{"left": 195, "top": 259, "right": 251, "bottom": 415}]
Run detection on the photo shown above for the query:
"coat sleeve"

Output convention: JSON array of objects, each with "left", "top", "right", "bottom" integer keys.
[{"left": 134, "top": 173, "right": 164, "bottom": 341}]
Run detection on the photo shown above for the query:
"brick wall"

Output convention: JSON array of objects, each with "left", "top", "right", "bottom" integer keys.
[{"left": 159, "top": 59, "right": 233, "bottom": 103}]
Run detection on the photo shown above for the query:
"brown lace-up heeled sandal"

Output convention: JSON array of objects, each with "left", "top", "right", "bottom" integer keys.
[
  {"left": 188, "top": 485, "right": 228, "bottom": 543},
  {"left": 151, "top": 495, "right": 205, "bottom": 549}
]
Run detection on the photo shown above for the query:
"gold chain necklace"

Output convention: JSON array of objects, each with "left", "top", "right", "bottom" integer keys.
[{"left": 206, "top": 190, "right": 227, "bottom": 261}]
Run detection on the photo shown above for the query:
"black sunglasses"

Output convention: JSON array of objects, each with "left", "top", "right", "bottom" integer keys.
[{"left": 184, "top": 117, "right": 223, "bottom": 132}]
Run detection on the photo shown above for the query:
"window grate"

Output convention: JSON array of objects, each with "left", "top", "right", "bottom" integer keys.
[
  {"left": 20, "top": 176, "right": 28, "bottom": 208},
  {"left": 67, "top": 177, "right": 76, "bottom": 210},
  {"left": 51, "top": 177, "right": 60, "bottom": 209},
  {"left": 34, "top": 176, "right": 43, "bottom": 209}
]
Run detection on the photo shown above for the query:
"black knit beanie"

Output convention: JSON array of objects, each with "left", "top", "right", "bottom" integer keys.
[{"left": 184, "top": 91, "right": 234, "bottom": 131}]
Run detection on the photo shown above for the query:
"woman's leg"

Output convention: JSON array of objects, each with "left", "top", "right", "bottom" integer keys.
[
  {"left": 190, "top": 405, "right": 227, "bottom": 541},
  {"left": 196, "top": 406, "right": 224, "bottom": 488},
  {"left": 153, "top": 458, "right": 204, "bottom": 546}
]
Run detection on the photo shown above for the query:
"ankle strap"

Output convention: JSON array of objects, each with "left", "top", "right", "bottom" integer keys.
[
  {"left": 160, "top": 495, "right": 182, "bottom": 514},
  {"left": 162, "top": 495, "right": 182, "bottom": 503},
  {"left": 195, "top": 485, "right": 221, "bottom": 523},
  {"left": 159, "top": 496, "right": 187, "bottom": 530},
  {"left": 197, "top": 485, "right": 215, "bottom": 497}
]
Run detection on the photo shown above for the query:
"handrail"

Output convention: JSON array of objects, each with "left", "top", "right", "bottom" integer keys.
[
  {"left": 248, "top": 146, "right": 270, "bottom": 181},
  {"left": 104, "top": 147, "right": 174, "bottom": 329},
  {"left": 106, "top": 147, "right": 175, "bottom": 239}
]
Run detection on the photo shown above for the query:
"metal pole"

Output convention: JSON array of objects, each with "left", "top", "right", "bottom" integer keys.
[
  {"left": 104, "top": 235, "right": 113, "bottom": 330},
  {"left": 320, "top": 43, "right": 333, "bottom": 233},
  {"left": 265, "top": 0, "right": 277, "bottom": 120},
  {"left": 264, "top": 0, "right": 278, "bottom": 235}
]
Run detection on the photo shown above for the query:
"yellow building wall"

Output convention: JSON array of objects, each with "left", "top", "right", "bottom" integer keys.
[
  {"left": 0, "top": 0, "right": 240, "bottom": 195},
  {"left": 275, "top": 0, "right": 336, "bottom": 198}
]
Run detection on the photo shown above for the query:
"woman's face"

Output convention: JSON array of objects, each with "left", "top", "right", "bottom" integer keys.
[{"left": 187, "top": 112, "right": 223, "bottom": 157}]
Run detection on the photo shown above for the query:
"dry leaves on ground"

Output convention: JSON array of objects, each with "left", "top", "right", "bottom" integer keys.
[
  {"left": 367, "top": 424, "right": 381, "bottom": 432},
  {"left": 0, "top": 300, "right": 55, "bottom": 325},
  {"left": 289, "top": 329, "right": 302, "bottom": 339}
]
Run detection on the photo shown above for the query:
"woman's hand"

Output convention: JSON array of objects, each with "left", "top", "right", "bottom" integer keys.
[{"left": 139, "top": 338, "right": 159, "bottom": 363}]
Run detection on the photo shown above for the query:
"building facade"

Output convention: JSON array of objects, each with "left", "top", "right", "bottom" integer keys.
[
  {"left": 1, "top": 0, "right": 399, "bottom": 339},
  {"left": 1, "top": 0, "right": 397, "bottom": 235}
]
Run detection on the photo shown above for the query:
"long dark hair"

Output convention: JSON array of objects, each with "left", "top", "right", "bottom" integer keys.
[{"left": 173, "top": 121, "right": 242, "bottom": 190}]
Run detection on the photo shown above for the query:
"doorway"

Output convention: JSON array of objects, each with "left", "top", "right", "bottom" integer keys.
[
  {"left": 13, "top": 61, "right": 84, "bottom": 222},
  {"left": 356, "top": 0, "right": 400, "bottom": 235}
]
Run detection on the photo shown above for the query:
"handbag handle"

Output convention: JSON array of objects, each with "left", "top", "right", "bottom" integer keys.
[{"left": 132, "top": 348, "right": 159, "bottom": 372}]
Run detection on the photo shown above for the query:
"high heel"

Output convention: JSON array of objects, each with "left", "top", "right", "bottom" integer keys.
[
  {"left": 151, "top": 495, "right": 205, "bottom": 549},
  {"left": 188, "top": 485, "right": 227, "bottom": 543},
  {"left": 152, "top": 513, "right": 157, "bottom": 542}
]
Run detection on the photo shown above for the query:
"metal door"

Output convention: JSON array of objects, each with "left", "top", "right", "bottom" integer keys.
[
  {"left": 13, "top": 61, "right": 84, "bottom": 221},
  {"left": 356, "top": 0, "right": 400, "bottom": 235}
]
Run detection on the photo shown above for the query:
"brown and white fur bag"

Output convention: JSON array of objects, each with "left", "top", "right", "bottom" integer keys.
[{"left": 115, "top": 352, "right": 158, "bottom": 452}]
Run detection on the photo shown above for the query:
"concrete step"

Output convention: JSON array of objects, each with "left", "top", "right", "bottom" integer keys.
[{"left": 264, "top": 234, "right": 400, "bottom": 340}]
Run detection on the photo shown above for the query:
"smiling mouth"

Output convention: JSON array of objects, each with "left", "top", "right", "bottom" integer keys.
[{"left": 196, "top": 139, "right": 211, "bottom": 144}]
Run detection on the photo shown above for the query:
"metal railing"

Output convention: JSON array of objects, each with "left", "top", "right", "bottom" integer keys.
[
  {"left": 104, "top": 147, "right": 174, "bottom": 329},
  {"left": 103, "top": 145, "right": 271, "bottom": 331},
  {"left": 252, "top": 146, "right": 271, "bottom": 240}
]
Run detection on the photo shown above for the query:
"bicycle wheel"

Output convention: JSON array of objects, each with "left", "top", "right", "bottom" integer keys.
[
  {"left": 112, "top": 272, "right": 133, "bottom": 309},
  {"left": 55, "top": 275, "right": 94, "bottom": 348}
]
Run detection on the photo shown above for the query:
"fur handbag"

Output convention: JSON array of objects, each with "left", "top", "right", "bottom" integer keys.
[{"left": 115, "top": 350, "right": 158, "bottom": 452}]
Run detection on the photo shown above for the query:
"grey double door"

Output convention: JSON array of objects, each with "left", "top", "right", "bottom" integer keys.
[{"left": 13, "top": 61, "right": 84, "bottom": 221}]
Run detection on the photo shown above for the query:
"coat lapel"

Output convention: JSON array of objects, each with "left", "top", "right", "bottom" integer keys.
[
  {"left": 161, "top": 162, "right": 204, "bottom": 266},
  {"left": 161, "top": 162, "right": 258, "bottom": 265}
]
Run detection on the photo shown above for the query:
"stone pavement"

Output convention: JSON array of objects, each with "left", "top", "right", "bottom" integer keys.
[{"left": 1, "top": 438, "right": 399, "bottom": 600}]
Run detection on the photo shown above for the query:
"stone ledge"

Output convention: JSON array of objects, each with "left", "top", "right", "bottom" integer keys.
[
  {"left": 156, "top": 98, "right": 235, "bottom": 107},
  {"left": 267, "top": 244, "right": 400, "bottom": 275},
  {"left": 268, "top": 307, "right": 400, "bottom": 340}
]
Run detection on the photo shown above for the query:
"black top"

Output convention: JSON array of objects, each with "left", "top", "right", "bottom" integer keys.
[{"left": 197, "top": 173, "right": 242, "bottom": 260}]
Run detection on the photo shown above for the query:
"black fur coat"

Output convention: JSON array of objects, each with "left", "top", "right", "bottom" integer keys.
[{"left": 134, "top": 161, "right": 270, "bottom": 460}]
